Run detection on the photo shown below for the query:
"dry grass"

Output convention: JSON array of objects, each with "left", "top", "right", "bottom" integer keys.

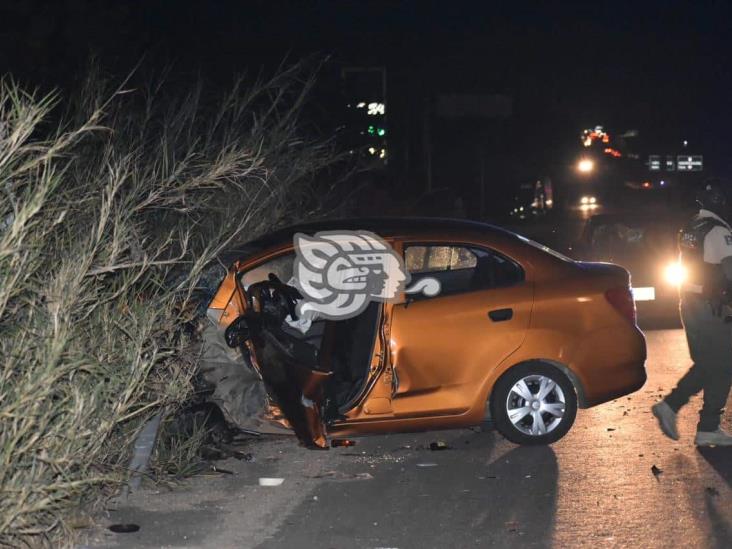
[{"left": 0, "top": 62, "right": 341, "bottom": 546}]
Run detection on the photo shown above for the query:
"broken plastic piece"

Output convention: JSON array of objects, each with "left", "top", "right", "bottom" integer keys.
[
  {"left": 211, "top": 465, "right": 233, "bottom": 475},
  {"left": 651, "top": 465, "right": 663, "bottom": 480},
  {"left": 259, "top": 477, "right": 285, "bottom": 486}
]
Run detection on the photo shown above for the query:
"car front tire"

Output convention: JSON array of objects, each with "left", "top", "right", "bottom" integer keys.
[{"left": 491, "top": 362, "right": 577, "bottom": 445}]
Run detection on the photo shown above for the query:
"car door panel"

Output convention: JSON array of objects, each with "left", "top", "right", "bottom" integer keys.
[
  {"left": 228, "top": 275, "right": 334, "bottom": 448},
  {"left": 388, "top": 283, "right": 534, "bottom": 418}
]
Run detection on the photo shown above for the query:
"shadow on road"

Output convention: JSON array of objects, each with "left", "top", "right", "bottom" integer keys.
[
  {"left": 482, "top": 444, "right": 558, "bottom": 543},
  {"left": 697, "top": 448, "right": 732, "bottom": 548},
  {"left": 697, "top": 447, "right": 732, "bottom": 488}
]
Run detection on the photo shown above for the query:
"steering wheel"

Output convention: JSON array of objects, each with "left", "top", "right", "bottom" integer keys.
[{"left": 267, "top": 273, "right": 302, "bottom": 321}]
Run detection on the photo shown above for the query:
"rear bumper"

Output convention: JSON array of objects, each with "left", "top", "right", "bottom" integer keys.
[{"left": 571, "top": 325, "right": 647, "bottom": 407}]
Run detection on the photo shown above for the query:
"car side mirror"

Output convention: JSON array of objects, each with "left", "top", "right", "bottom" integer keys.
[{"left": 224, "top": 315, "right": 251, "bottom": 348}]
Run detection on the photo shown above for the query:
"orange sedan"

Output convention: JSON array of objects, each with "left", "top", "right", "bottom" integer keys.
[{"left": 208, "top": 218, "right": 646, "bottom": 446}]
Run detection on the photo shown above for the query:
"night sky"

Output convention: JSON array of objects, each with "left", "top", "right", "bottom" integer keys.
[{"left": 1, "top": 1, "right": 731, "bottom": 204}]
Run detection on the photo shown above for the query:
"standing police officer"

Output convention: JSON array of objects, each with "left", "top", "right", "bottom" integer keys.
[{"left": 653, "top": 181, "right": 732, "bottom": 446}]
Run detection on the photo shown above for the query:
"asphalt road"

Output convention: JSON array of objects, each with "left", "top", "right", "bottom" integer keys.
[{"left": 87, "top": 328, "right": 732, "bottom": 549}]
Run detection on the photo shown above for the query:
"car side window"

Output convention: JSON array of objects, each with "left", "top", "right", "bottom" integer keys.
[
  {"left": 405, "top": 245, "right": 477, "bottom": 273},
  {"left": 404, "top": 244, "right": 523, "bottom": 297}
]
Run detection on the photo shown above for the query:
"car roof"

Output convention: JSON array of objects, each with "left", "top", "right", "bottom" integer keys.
[{"left": 219, "top": 217, "right": 518, "bottom": 264}]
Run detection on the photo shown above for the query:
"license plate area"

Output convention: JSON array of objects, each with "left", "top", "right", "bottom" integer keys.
[{"left": 632, "top": 287, "right": 656, "bottom": 301}]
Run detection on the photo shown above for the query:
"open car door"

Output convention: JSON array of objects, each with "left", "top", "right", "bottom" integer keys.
[{"left": 224, "top": 275, "right": 333, "bottom": 449}]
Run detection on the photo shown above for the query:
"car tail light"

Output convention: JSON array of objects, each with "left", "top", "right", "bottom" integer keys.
[{"left": 605, "top": 286, "right": 637, "bottom": 325}]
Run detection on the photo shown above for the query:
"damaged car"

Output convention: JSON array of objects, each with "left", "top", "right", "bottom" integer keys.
[{"left": 202, "top": 218, "right": 646, "bottom": 447}]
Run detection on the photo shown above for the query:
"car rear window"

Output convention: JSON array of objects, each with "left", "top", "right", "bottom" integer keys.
[{"left": 404, "top": 244, "right": 524, "bottom": 297}]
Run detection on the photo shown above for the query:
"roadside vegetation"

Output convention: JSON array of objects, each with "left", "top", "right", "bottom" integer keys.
[{"left": 0, "top": 62, "right": 342, "bottom": 546}]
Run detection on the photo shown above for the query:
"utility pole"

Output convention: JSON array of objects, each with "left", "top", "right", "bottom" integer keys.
[
  {"left": 479, "top": 147, "right": 486, "bottom": 219},
  {"left": 423, "top": 96, "right": 432, "bottom": 193}
]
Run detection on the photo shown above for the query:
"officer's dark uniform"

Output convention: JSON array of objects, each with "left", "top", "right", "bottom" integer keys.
[{"left": 664, "top": 206, "right": 732, "bottom": 434}]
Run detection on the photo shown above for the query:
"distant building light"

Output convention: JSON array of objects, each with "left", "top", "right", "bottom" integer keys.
[
  {"left": 677, "top": 155, "right": 703, "bottom": 171},
  {"left": 368, "top": 147, "right": 376, "bottom": 155},
  {"left": 581, "top": 125, "right": 608, "bottom": 147},
  {"left": 356, "top": 102, "right": 366, "bottom": 108},
  {"left": 367, "top": 102, "right": 385, "bottom": 115},
  {"left": 377, "top": 127, "right": 386, "bottom": 137},
  {"left": 379, "top": 148, "right": 386, "bottom": 159},
  {"left": 660, "top": 180, "right": 666, "bottom": 186}
]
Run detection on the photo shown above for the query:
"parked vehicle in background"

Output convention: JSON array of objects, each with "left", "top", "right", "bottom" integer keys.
[{"left": 572, "top": 212, "right": 689, "bottom": 324}]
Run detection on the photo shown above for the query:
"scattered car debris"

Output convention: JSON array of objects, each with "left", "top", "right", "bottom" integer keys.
[
  {"left": 651, "top": 465, "right": 663, "bottom": 480},
  {"left": 312, "top": 471, "right": 373, "bottom": 481},
  {"left": 331, "top": 439, "right": 357, "bottom": 448},
  {"left": 706, "top": 487, "right": 720, "bottom": 497},
  {"left": 108, "top": 524, "right": 140, "bottom": 534},
  {"left": 429, "top": 441, "right": 450, "bottom": 451},
  {"left": 417, "top": 463, "right": 438, "bottom": 467},
  {"left": 210, "top": 465, "right": 233, "bottom": 475},
  {"left": 259, "top": 477, "right": 285, "bottom": 486},
  {"left": 198, "top": 464, "right": 234, "bottom": 476}
]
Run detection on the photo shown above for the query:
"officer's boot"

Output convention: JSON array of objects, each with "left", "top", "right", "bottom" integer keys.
[
  {"left": 652, "top": 401, "right": 679, "bottom": 440},
  {"left": 695, "top": 429, "right": 732, "bottom": 446}
]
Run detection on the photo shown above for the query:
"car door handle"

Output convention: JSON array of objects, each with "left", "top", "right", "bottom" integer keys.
[{"left": 488, "top": 308, "right": 513, "bottom": 322}]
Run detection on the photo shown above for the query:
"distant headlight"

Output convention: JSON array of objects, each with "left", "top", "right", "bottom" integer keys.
[{"left": 664, "top": 262, "right": 687, "bottom": 286}]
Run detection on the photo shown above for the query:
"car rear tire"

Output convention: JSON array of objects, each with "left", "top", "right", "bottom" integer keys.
[{"left": 491, "top": 362, "right": 577, "bottom": 445}]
